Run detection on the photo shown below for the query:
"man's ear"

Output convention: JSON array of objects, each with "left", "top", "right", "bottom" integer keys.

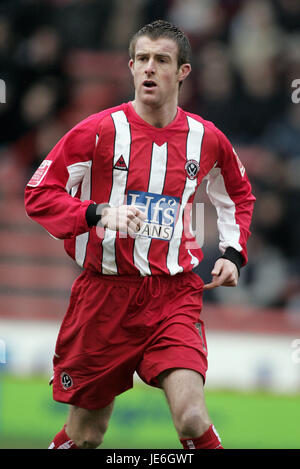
[
  {"left": 128, "top": 59, "right": 134, "bottom": 77},
  {"left": 178, "top": 63, "right": 192, "bottom": 84}
]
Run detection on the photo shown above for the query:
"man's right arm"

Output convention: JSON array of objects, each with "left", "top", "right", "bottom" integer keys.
[{"left": 25, "top": 115, "right": 99, "bottom": 240}]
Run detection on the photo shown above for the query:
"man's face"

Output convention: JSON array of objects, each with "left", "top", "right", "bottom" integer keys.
[{"left": 129, "top": 36, "right": 190, "bottom": 108}]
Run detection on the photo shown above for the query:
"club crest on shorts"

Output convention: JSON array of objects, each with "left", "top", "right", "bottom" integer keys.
[
  {"left": 185, "top": 159, "right": 200, "bottom": 180},
  {"left": 61, "top": 372, "right": 73, "bottom": 390}
]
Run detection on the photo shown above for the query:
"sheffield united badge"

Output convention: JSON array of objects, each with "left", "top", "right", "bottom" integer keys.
[
  {"left": 61, "top": 372, "right": 73, "bottom": 390},
  {"left": 185, "top": 159, "right": 200, "bottom": 180}
]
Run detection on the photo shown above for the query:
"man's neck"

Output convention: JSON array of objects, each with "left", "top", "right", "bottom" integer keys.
[{"left": 131, "top": 99, "right": 178, "bottom": 128}]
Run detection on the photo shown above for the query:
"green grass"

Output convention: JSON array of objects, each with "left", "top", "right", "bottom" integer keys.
[{"left": 0, "top": 374, "right": 299, "bottom": 449}]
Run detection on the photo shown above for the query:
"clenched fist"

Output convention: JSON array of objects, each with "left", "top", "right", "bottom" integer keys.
[{"left": 101, "top": 205, "right": 146, "bottom": 237}]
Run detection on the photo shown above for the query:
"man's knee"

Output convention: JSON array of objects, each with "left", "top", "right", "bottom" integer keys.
[
  {"left": 71, "top": 427, "right": 104, "bottom": 449},
  {"left": 175, "top": 405, "right": 211, "bottom": 438},
  {"left": 66, "top": 403, "right": 113, "bottom": 449},
  {"left": 160, "top": 369, "right": 211, "bottom": 438}
]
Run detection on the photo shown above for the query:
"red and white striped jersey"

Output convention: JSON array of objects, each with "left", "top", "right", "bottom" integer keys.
[{"left": 25, "top": 102, "right": 255, "bottom": 276}]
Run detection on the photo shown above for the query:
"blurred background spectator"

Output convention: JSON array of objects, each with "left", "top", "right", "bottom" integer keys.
[{"left": 0, "top": 0, "right": 299, "bottom": 315}]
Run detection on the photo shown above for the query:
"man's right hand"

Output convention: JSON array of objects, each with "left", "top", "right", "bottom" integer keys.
[{"left": 100, "top": 205, "right": 146, "bottom": 237}]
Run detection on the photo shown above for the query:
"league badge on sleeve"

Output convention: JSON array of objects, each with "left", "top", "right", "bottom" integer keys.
[{"left": 27, "top": 160, "right": 52, "bottom": 187}]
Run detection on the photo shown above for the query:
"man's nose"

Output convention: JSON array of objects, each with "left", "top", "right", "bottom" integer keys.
[{"left": 145, "top": 59, "right": 155, "bottom": 75}]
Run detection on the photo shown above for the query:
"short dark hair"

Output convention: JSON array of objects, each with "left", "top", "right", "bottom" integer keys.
[{"left": 129, "top": 20, "right": 191, "bottom": 68}]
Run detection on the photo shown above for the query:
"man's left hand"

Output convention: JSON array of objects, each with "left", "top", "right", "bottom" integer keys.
[{"left": 203, "top": 258, "right": 238, "bottom": 290}]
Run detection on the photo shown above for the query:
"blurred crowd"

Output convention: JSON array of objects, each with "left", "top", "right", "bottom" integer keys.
[{"left": 0, "top": 0, "right": 299, "bottom": 312}]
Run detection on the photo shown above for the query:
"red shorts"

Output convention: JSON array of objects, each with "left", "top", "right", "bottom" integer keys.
[{"left": 52, "top": 270, "right": 208, "bottom": 410}]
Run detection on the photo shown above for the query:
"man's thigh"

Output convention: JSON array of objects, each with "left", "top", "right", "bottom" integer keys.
[
  {"left": 159, "top": 368, "right": 206, "bottom": 403},
  {"left": 159, "top": 368, "right": 211, "bottom": 429},
  {"left": 66, "top": 401, "right": 115, "bottom": 435}
]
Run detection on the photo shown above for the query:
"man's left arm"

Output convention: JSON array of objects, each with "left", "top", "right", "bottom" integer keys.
[{"left": 204, "top": 129, "right": 256, "bottom": 290}]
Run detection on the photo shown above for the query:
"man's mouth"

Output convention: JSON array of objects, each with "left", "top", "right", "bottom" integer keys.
[{"left": 143, "top": 80, "right": 157, "bottom": 89}]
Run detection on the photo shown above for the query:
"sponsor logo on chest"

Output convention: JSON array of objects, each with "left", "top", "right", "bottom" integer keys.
[{"left": 127, "top": 190, "right": 180, "bottom": 241}]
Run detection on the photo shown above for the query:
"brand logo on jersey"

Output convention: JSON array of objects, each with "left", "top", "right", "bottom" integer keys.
[
  {"left": 127, "top": 190, "right": 180, "bottom": 241},
  {"left": 61, "top": 372, "right": 73, "bottom": 390},
  {"left": 185, "top": 159, "right": 200, "bottom": 180},
  {"left": 114, "top": 155, "right": 128, "bottom": 171}
]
